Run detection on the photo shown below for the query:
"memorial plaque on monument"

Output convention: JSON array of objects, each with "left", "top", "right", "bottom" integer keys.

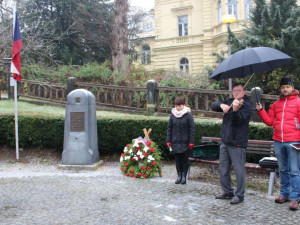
[
  {"left": 70, "top": 112, "right": 85, "bottom": 132},
  {"left": 62, "top": 89, "right": 99, "bottom": 165}
]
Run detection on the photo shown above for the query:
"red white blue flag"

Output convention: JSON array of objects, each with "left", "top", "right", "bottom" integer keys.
[{"left": 10, "top": 13, "right": 23, "bottom": 81}]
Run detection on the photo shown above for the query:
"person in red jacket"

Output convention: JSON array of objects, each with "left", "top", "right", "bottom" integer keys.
[{"left": 256, "top": 77, "right": 300, "bottom": 211}]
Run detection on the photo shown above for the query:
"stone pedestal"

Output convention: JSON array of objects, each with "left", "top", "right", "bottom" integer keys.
[
  {"left": 62, "top": 89, "right": 99, "bottom": 165},
  {"left": 146, "top": 80, "right": 157, "bottom": 116},
  {"left": 66, "top": 77, "right": 77, "bottom": 95}
]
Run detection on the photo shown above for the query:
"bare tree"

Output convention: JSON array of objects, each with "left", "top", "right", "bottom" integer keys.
[
  {"left": 0, "top": 2, "right": 13, "bottom": 59},
  {"left": 111, "top": 0, "right": 129, "bottom": 73}
]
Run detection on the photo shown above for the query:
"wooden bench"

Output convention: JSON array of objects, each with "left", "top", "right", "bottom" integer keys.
[{"left": 188, "top": 136, "right": 277, "bottom": 195}]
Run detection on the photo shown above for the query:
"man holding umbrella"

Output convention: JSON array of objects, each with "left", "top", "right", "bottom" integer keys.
[
  {"left": 209, "top": 46, "right": 293, "bottom": 205},
  {"left": 256, "top": 77, "right": 300, "bottom": 211},
  {"left": 211, "top": 83, "right": 252, "bottom": 204}
]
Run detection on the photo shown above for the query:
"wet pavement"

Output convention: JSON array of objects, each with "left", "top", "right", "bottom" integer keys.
[{"left": 0, "top": 162, "right": 299, "bottom": 225}]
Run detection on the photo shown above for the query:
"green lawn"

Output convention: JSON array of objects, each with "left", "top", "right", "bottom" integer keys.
[{"left": 0, "top": 99, "right": 222, "bottom": 123}]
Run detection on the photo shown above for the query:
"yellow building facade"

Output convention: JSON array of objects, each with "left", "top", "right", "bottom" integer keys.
[{"left": 138, "top": 0, "right": 253, "bottom": 74}]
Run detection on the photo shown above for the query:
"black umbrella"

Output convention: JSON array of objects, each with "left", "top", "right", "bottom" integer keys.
[{"left": 209, "top": 47, "right": 292, "bottom": 81}]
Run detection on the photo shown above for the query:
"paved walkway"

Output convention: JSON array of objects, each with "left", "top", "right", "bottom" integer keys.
[{"left": 0, "top": 162, "right": 299, "bottom": 225}]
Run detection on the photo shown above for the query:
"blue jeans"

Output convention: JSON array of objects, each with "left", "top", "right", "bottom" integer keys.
[{"left": 274, "top": 141, "right": 300, "bottom": 200}]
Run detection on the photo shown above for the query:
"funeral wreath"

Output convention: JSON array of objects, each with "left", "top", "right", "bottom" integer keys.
[{"left": 120, "top": 137, "right": 162, "bottom": 178}]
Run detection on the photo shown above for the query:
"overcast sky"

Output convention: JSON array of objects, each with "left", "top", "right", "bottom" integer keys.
[{"left": 129, "top": 0, "right": 154, "bottom": 10}]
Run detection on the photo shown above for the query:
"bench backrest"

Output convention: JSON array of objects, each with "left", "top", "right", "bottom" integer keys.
[{"left": 201, "top": 137, "right": 274, "bottom": 156}]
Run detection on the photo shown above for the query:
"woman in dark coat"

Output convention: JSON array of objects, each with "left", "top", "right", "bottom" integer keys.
[{"left": 166, "top": 98, "right": 195, "bottom": 184}]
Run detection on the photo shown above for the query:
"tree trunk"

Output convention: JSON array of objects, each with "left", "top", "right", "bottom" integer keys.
[{"left": 112, "top": 0, "right": 129, "bottom": 73}]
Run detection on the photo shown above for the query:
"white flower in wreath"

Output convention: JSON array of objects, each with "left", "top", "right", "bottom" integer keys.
[
  {"left": 136, "top": 151, "right": 142, "bottom": 156},
  {"left": 148, "top": 155, "right": 155, "bottom": 161},
  {"left": 124, "top": 148, "right": 128, "bottom": 152},
  {"left": 133, "top": 156, "right": 138, "bottom": 161},
  {"left": 140, "top": 155, "right": 145, "bottom": 159},
  {"left": 143, "top": 146, "right": 149, "bottom": 152},
  {"left": 129, "top": 149, "right": 133, "bottom": 154},
  {"left": 133, "top": 141, "right": 139, "bottom": 148},
  {"left": 120, "top": 156, "right": 123, "bottom": 162},
  {"left": 125, "top": 156, "right": 130, "bottom": 160}
]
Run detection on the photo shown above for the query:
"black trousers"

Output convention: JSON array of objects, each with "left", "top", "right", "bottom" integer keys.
[{"left": 174, "top": 150, "right": 190, "bottom": 170}]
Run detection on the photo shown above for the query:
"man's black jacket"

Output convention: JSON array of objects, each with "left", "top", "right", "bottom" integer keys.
[{"left": 211, "top": 96, "right": 252, "bottom": 148}]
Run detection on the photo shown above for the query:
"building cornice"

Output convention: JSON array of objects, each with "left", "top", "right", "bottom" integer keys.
[
  {"left": 171, "top": 5, "right": 193, "bottom": 12},
  {"left": 155, "top": 34, "right": 204, "bottom": 41},
  {"left": 153, "top": 43, "right": 203, "bottom": 51}
]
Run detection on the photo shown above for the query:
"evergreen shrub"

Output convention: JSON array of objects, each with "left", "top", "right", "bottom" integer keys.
[{"left": 0, "top": 114, "right": 273, "bottom": 161}]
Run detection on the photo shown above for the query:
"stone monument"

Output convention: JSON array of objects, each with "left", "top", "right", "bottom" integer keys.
[{"left": 61, "top": 89, "right": 100, "bottom": 168}]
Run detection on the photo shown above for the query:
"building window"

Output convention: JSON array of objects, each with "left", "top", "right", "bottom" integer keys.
[
  {"left": 228, "top": 0, "right": 238, "bottom": 19},
  {"left": 178, "top": 16, "right": 188, "bottom": 36},
  {"left": 179, "top": 57, "right": 189, "bottom": 72},
  {"left": 141, "top": 44, "right": 151, "bottom": 65},
  {"left": 218, "top": 1, "right": 222, "bottom": 24},
  {"left": 244, "top": 0, "right": 252, "bottom": 20},
  {"left": 143, "top": 21, "right": 153, "bottom": 32}
]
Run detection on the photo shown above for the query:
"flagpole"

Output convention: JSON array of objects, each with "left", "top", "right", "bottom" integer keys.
[
  {"left": 12, "top": 4, "right": 20, "bottom": 161},
  {"left": 14, "top": 79, "right": 19, "bottom": 161}
]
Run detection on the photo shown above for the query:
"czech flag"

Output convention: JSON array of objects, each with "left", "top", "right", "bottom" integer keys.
[{"left": 10, "top": 13, "right": 23, "bottom": 81}]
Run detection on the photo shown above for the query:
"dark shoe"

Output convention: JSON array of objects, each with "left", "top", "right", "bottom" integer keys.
[
  {"left": 175, "top": 164, "right": 182, "bottom": 184},
  {"left": 230, "top": 196, "right": 244, "bottom": 204},
  {"left": 289, "top": 200, "right": 299, "bottom": 211},
  {"left": 175, "top": 175, "right": 182, "bottom": 184},
  {"left": 275, "top": 196, "right": 289, "bottom": 203},
  {"left": 181, "top": 162, "right": 188, "bottom": 185},
  {"left": 181, "top": 172, "right": 186, "bottom": 184},
  {"left": 215, "top": 193, "right": 234, "bottom": 199}
]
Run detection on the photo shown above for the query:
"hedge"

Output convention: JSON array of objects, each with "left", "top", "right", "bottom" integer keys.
[{"left": 0, "top": 114, "right": 273, "bottom": 161}]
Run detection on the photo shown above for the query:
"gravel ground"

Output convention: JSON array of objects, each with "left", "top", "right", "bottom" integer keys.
[{"left": 1, "top": 147, "right": 299, "bottom": 225}]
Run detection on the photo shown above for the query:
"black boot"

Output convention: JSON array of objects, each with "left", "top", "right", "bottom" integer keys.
[
  {"left": 175, "top": 164, "right": 182, "bottom": 184},
  {"left": 181, "top": 163, "right": 188, "bottom": 184}
]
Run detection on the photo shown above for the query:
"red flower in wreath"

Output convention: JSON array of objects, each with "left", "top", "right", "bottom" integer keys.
[{"left": 120, "top": 138, "right": 162, "bottom": 179}]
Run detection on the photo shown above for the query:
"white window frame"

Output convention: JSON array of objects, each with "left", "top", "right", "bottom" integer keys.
[
  {"left": 178, "top": 15, "right": 188, "bottom": 36},
  {"left": 228, "top": 0, "right": 238, "bottom": 19},
  {"left": 218, "top": 0, "right": 222, "bottom": 24},
  {"left": 141, "top": 45, "right": 151, "bottom": 65},
  {"left": 179, "top": 57, "right": 189, "bottom": 73},
  {"left": 244, "top": 0, "right": 252, "bottom": 20}
]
